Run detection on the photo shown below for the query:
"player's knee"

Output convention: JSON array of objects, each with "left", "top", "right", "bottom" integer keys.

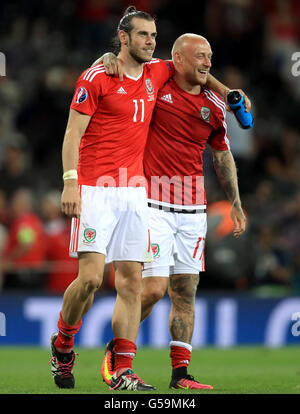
[
  {"left": 168, "top": 275, "right": 199, "bottom": 303},
  {"left": 78, "top": 253, "right": 104, "bottom": 295},
  {"left": 117, "top": 271, "right": 142, "bottom": 298},
  {"left": 78, "top": 269, "right": 103, "bottom": 296},
  {"left": 142, "top": 281, "right": 166, "bottom": 307},
  {"left": 127, "top": 278, "right": 142, "bottom": 297},
  {"left": 82, "top": 277, "right": 102, "bottom": 295}
]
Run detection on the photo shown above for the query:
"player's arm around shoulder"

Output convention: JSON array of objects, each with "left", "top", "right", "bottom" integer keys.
[
  {"left": 210, "top": 148, "right": 247, "bottom": 238},
  {"left": 61, "top": 109, "right": 91, "bottom": 219},
  {"left": 92, "top": 53, "right": 125, "bottom": 81},
  {"left": 206, "top": 74, "right": 251, "bottom": 113}
]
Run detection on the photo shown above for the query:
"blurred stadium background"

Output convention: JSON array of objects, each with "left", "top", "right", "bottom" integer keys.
[{"left": 0, "top": 0, "right": 300, "bottom": 349}]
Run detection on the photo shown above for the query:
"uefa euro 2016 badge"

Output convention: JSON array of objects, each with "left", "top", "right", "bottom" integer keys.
[
  {"left": 200, "top": 106, "right": 211, "bottom": 121},
  {"left": 75, "top": 87, "right": 88, "bottom": 104},
  {"left": 145, "top": 78, "right": 154, "bottom": 94},
  {"left": 83, "top": 228, "right": 96, "bottom": 244}
]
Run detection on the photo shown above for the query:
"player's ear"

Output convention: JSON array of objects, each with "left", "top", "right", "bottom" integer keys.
[
  {"left": 173, "top": 50, "right": 182, "bottom": 65},
  {"left": 119, "top": 31, "right": 129, "bottom": 47}
]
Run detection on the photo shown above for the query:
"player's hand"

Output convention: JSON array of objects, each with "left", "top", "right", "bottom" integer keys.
[
  {"left": 92, "top": 52, "right": 124, "bottom": 81},
  {"left": 230, "top": 202, "right": 246, "bottom": 238},
  {"left": 224, "top": 89, "right": 252, "bottom": 113},
  {"left": 61, "top": 182, "right": 81, "bottom": 219}
]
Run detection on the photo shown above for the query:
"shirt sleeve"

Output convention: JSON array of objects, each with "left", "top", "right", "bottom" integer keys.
[
  {"left": 207, "top": 107, "right": 230, "bottom": 151},
  {"left": 154, "top": 59, "right": 175, "bottom": 89},
  {"left": 70, "top": 68, "right": 103, "bottom": 116}
]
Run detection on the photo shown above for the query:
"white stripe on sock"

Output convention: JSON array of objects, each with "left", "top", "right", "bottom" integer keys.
[
  {"left": 115, "top": 352, "right": 136, "bottom": 357},
  {"left": 169, "top": 340, "right": 192, "bottom": 353}
]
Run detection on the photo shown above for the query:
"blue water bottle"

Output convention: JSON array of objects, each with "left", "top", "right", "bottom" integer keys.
[{"left": 227, "top": 90, "right": 254, "bottom": 129}]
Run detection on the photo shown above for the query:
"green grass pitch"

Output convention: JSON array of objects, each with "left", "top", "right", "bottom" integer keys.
[{"left": 0, "top": 346, "right": 299, "bottom": 394}]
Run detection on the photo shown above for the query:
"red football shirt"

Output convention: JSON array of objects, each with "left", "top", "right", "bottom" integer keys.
[
  {"left": 144, "top": 78, "right": 230, "bottom": 206},
  {"left": 70, "top": 59, "right": 174, "bottom": 186}
]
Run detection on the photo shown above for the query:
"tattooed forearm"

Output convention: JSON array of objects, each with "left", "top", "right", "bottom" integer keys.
[{"left": 212, "top": 149, "right": 241, "bottom": 206}]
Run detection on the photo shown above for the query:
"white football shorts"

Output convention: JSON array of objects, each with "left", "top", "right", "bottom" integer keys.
[
  {"left": 142, "top": 204, "right": 207, "bottom": 277},
  {"left": 69, "top": 185, "right": 153, "bottom": 263}
]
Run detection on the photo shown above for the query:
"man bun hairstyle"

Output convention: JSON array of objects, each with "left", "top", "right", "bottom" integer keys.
[
  {"left": 111, "top": 5, "right": 155, "bottom": 54},
  {"left": 117, "top": 6, "right": 154, "bottom": 33}
]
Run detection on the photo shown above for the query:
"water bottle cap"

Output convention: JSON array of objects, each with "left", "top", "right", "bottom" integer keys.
[{"left": 227, "top": 90, "right": 241, "bottom": 105}]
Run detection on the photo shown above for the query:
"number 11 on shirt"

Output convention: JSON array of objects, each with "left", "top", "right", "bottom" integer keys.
[{"left": 133, "top": 99, "right": 145, "bottom": 122}]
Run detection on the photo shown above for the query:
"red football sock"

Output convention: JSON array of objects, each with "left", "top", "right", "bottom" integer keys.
[
  {"left": 54, "top": 311, "right": 82, "bottom": 353},
  {"left": 113, "top": 337, "right": 137, "bottom": 375},
  {"left": 170, "top": 341, "right": 192, "bottom": 369}
]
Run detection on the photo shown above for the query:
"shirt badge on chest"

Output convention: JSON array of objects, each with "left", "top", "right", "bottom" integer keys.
[
  {"left": 145, "top": 78, "right": 154, "bottom": 94},
  {"left": 145, "top": 78, "right": 155, "bottom": 101},
  {"left": 200, "top": 106, "right": 211, "bottom": 122}
]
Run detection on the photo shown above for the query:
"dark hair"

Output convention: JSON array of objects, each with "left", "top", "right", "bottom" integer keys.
[{"left": 111, "top": 6, "right": 155, "bottom": 54}]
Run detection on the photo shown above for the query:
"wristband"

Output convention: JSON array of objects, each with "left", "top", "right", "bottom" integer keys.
[{"left": 63, "top": 169, "right": 78, "bottom": 181}]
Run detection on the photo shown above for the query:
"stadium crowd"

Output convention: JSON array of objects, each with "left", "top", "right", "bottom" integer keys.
[{"left": 0, "top": 0, "right": 300, "bottom": 295}]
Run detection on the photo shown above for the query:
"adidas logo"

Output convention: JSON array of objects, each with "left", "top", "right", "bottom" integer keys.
[
  {"left": 117, "top": 87, "right": 127, "bottom": 94},
  {"left": 160, "top": 93, "right": 173, "bottom": 103}
]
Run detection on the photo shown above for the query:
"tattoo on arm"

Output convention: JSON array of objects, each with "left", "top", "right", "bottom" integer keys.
[{"left": 212, "top": 150, "right": 241, "bottom": 207}]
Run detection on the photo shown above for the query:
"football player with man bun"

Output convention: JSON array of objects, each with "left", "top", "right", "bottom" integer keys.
[{"left": 50, "top": 6, "right": 170, "bottom": 392}]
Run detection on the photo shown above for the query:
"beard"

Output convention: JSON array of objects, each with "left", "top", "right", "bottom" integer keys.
[{"left": 128, "top": 43, "right": 153, "bottom": 64}]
